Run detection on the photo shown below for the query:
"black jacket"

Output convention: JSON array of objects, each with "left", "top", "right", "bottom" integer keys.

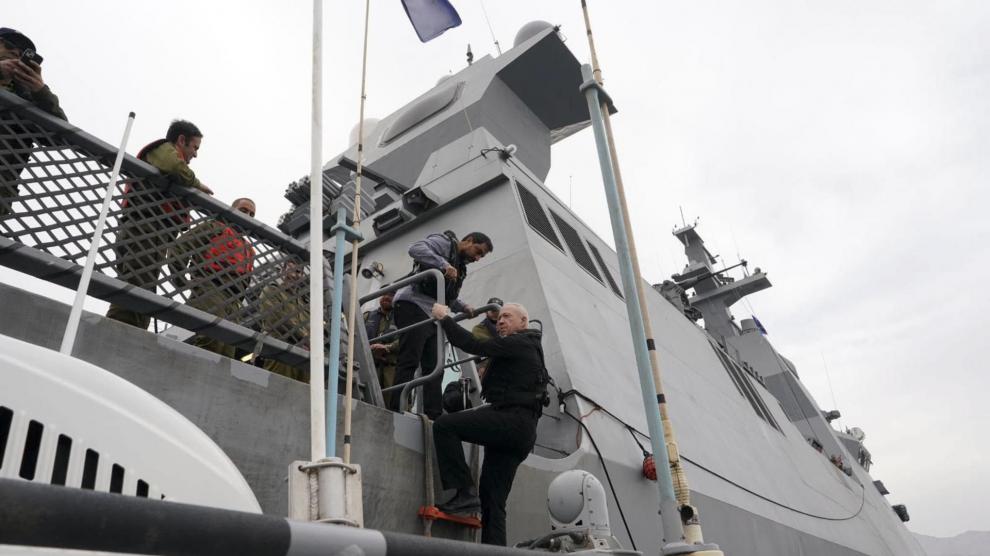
[{"left": 440, "top": 318, "right": 547, "bottom": 409}]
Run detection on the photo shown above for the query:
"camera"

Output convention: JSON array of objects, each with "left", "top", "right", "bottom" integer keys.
[{"left": 20, "top": 48, "right": 42, "bottom": 66}]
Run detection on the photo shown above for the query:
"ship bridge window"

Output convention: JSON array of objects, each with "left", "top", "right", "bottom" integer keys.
[
  {"left": 515, "top": 183, "right": 564, "bottom": 251},
  {"left": 709, "top": 342, "right": 782, "bottom": 432},
  {"left": 587, "top": 243, "right": 624, "bottom": 299},
  {"left": 549, "top": 210, "right": 604, "bottom": 283}
]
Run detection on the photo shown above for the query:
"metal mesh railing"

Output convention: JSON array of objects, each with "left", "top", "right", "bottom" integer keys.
[{"left": 0, "top": 91, "right": 317, "bottom": 369}]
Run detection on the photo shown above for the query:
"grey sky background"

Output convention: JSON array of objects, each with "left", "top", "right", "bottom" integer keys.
[{"left": 5, "top": 0, "right": 988, "bottom": 538}]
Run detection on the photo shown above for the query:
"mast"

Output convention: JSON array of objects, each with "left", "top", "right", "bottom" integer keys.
[
  {"left": 579, "top": 1, "right": 722, "bottom": 552},
  {"left": 308, "top": 0, "right": 327, "bottom": 461}
]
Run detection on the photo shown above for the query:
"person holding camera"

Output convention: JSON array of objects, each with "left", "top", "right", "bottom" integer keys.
[
  {"left": 0, "top": 28, "right": 65, "bottom": 217},
  {"left": 390, "top": 230, "right": 493, "bottom": 418},
  {"left": 429, "top": 301, "right": 549, "bottom": 546},
  {"left": 0, "top": 28, "right": 64, "bottom": 120}
]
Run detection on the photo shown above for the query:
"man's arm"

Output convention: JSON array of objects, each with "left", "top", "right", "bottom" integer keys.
[
  {"left": 439, "top": 316, "right": 526, "bottom": 358},
  {"left": 30, "top": 86, "right": 66, "bottom": 121},
  {"left": 1, "top": 60, "right": 67, "bottom": 121},
  {"left": 148, "top": 144, "right": 209, "bottom": 193}
]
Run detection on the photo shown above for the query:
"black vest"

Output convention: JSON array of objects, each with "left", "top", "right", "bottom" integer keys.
[{"left": 482, "top": 330, "right": 549, "bottom": 411}]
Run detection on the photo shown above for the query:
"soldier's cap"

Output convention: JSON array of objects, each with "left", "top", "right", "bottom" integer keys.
[
  {"left": 0, "top": 28, "right": 37, "bottom": 55},
  {"left": 487, "top": 297, "right": 503, "bottom": 306}
]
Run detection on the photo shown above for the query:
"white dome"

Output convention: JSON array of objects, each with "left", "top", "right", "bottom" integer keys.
[
  {"left": 513, "top": 20, "right": 554, "bottom": 48},
  {"left": 348, "top": 117, "right": 380, "bottom": 146}
]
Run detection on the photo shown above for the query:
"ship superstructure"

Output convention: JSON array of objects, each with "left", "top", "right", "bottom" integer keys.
[{"left": 0, "top": 21, "right": 924, "bottom": 556}]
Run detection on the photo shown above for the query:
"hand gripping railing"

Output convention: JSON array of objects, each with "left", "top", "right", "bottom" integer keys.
[
  {"left": 0, "top": 91, "right": 319, "bottom": 372},
  {"left": 361, "top": 281, "right": 499, "bottom": 413}
]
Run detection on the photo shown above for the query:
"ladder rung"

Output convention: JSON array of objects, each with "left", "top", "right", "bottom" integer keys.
[{"left": 417, "top": 506, "right": 481, "bottom": 528}]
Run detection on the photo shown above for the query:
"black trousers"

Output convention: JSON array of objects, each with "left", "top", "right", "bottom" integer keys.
[
  {"left": 433, "top": 405, "right": 539, "bottom": 546},
  {"left": 392, "top": 301, "right": 443, "bottom": 419}
]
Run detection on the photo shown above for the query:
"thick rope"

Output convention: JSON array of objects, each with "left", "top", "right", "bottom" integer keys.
[{"left": 342, "top": 0, "right": 371, "bottom": 465}]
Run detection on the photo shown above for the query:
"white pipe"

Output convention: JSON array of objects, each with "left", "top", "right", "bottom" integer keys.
[
  {"left": 308, "top": 0, "right": 327, "bottom": 461},
  {"left": 60, "top": 112, "right": 136, "bottom": 356}
]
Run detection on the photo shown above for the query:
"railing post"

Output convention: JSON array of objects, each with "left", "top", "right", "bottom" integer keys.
[
  {"left": 60, "top": 112, "right": 135, "bottom": 356},
  {"left": 397, "top": 270, "right": 445, "bottom": 413},
  {"left": 326, "top": 208, "right": 362, "bottom": 456}
]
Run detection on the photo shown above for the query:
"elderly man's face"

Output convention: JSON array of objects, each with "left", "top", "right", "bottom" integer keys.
[{"left": 496, "top": 306, "right": 527, "bottom": 337}]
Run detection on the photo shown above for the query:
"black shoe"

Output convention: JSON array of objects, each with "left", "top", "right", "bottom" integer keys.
[{"left": 437, "top": 487, "right": 480, "bottom": 515}]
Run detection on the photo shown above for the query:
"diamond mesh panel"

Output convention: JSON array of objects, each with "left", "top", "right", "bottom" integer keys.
[{"left": 0, "top": 92, "right": 316, "bottom": 363}]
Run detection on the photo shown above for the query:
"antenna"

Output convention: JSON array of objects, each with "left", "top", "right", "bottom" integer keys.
[
  {"left": 679, "top": 205, "right": 686, "bottom": 227},
  {"left": 478, "top": 0, "right": 502, "bottom": 55},
  {"left": 466, "top": 43, "right": 473, "bottom": 65},
  {"left": 821, "top": 352, "right": 843, "bottom": 431}
]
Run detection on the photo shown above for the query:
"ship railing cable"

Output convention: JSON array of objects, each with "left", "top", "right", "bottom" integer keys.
[
  {"left": 0, "top": 91, "right": 323, "bottom": 374},
  {"left": 557, "top": 388, "right": 867, "bottom": 522}
]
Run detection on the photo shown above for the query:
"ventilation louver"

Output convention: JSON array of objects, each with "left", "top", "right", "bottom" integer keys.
[
  {"left": 549, "top": 211, "right": 603, "bottom": 282},
  {"left": 0, "top": 405, "right": 164, "bottom": 498},
  {"left": 515, "top": 183, "right": 564, "bottom": 251},
  {"left": 587, "top": 243, "right": 624, "bottom": 298},
  {"left": 709, "top": 344, "right": 781, "bottom": 431}
]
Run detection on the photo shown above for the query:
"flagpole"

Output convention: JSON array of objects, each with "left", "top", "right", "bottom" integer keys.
[
  {"left": 341, "top": 0, "right": 372, "bottom": 465},
  {"left": 308, "top": 0, "right": 327, "bottom": 462},
  {"left": 579, "top": 0, "right": 721, "bottom": 550}
]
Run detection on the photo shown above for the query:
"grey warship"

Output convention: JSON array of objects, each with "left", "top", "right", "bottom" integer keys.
[{"left": 0, "top": 21, "right": 925, "bottom": 556}]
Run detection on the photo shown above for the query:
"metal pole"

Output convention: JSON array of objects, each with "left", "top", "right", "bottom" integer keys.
[
  {"left": 325, "top": 208, "right": 348, "bottom": 457},
  {"left": 60, "top": 112, "right": 135, "bottom": 356},
  {"left": 580, "top": 65, "right": 686, "bottom": 548},
  {"left": 308, "top": 0, "right": 327, "bottom": 461},
  {"left": 579, "top": 3, "right": 721, "bottom": 552}
]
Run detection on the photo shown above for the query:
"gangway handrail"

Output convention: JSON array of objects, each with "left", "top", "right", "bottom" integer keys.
[
  {"left": 367, "top": 302, "right": 500, "bottom": 345},
  {"left": 357, "top": 269, "right": 444, "bottom": 412},
  {"left": 376, "top": 302, "right": 498, "bottom": 394},
  {"left": 358, "top": 267, "right": 499, "bottom": 413},
  {"left": 0, "top": 90, "right": 322, "bottom": 374}
]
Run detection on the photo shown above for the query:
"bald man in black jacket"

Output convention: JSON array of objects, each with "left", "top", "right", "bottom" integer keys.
[{"left": 430, "top": 301, "right": 548, "bottom": 546}]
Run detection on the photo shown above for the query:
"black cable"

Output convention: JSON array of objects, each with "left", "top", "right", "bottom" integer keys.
[
  {"left": 559, "top": 389, "right": 868, "bottom": 522},
  {"left": 679, "top": 453, "right": 866, "bottom": 522},
  {"left": 559, "top": 404, "right": 638, "bottom": 551}
]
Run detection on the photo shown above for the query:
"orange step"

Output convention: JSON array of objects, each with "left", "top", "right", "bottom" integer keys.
[{"left": 418, "top": 505, "right": 482, "bottom": 528}]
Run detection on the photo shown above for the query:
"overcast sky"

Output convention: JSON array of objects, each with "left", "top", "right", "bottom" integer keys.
[{"left": 5, "top": 0, "right": 988, "bottom": 538}]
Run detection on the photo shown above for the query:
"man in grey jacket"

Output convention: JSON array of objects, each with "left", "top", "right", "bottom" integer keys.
[{"left": 390, "top": 231, "right": 493, "bottom": 418}]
